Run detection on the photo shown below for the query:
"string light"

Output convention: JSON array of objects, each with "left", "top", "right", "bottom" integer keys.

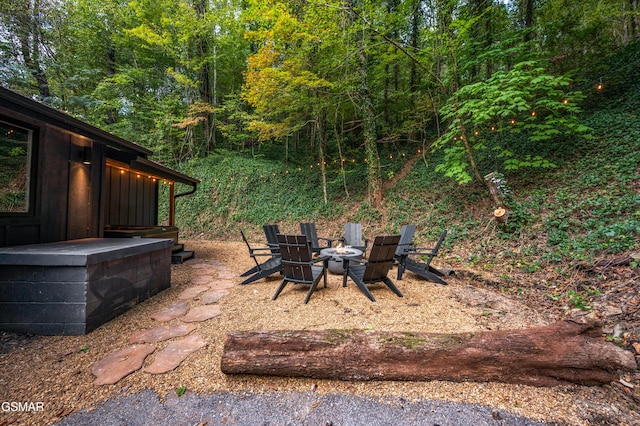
[{"left": 597, "top": 77, "right": 603, "bottom": 91}]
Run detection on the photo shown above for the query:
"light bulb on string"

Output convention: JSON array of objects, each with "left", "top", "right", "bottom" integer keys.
[{"left": 597, "top": 77, "right": 603, "bottom": 91}]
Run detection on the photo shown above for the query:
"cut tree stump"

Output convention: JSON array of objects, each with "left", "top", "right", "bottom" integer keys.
[{"left": 220, "top": 319, "right": 637, "bottom": 387}]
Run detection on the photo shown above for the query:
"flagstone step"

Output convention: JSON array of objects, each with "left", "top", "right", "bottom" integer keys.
[
  {"left": 177, "top": 285, "right": 209, "bottom": 300},
  {"left": 92, "top": 344, "right": 156, "bottom": 385},
  {"left": 181, "top": 305, "right": 222, "bottom": 322},
  {"left": 151, "top": 302, "right": 190, "bottom": 322},
  {"left": 129, "top": 324, "right": 197, "bottom": 344},
  {"left": 200, "top": 290, "right": 229, "bottom": 305},
  {"left": 144, "top": 335, "right": 208, "bottom": 374}
]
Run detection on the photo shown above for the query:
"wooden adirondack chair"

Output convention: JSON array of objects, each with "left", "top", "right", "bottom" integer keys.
[
  {"left": 343, "top": 235, "right": 403, "bottom": 302},
  {"left": 299, "top": 222, "right": 333, "bottom": 254},
  {"left": 239, "top": 229, "right": 282, "bottom": 285},
  {"left": 272, "top": 234, "right": 329, "bottom": 304},
  {"left": 340, "top": 223, "right": 368, "bottom": 254},
  {"left": 262, "top": 224, "right": 280, "bottom": 253},
  {"left": 396, "top": 230, "right": 448, "bottom": 285},
  {"left": 394, "top": 224, "right": 416, "bottom": 263},
  {"left": 240, "top": 224, "right": 280, "bottom": 277}
]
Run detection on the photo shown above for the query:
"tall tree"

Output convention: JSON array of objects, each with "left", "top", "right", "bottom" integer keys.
[{"left": 0, "top": 0, "right": 57, "bottom": 97}]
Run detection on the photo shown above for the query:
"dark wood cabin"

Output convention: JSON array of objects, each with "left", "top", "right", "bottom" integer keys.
[{"left": 0, "top": 87, "right": 199, "bottom": 335}]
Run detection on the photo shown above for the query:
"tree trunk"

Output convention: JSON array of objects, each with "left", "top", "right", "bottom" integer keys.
[
  {"left": 348, "top": 1, "right": 383, "bottom": 207},
  {"left": 221, "top": 319, "right": 637, "bottom": 387}
]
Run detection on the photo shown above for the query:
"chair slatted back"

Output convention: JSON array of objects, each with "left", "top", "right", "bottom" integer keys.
[
  {"left": 343, "top": 223, "right": 364, "bottom": 247},
  {"left": 395, "top": 225, "right": 416, "bottom": 257},
  {"left": 277, "top": 234, "right": 315, "bottom": 283},
  {"left": 263, "top": 224, "right": 281, "bottom": 255},
  {"left": 299, "top": 222, "right": 320, "bottom": 252},
  {"left": 363, "top": 235, "right": 400, "bottom": 282}
]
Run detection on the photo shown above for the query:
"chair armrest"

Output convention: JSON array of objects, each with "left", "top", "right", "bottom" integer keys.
[
  {"left": 313, "top": 255, "right": 331, "bottom": 264},
  {"left": 251, "top": 246, "right": 275, "bottom": 252},
  {"left": 249, "top": 248, "right": 281, "bottom": 258},
  {"left": 317, "top": 237, "right": 334, "bottom": 247},
  {"left": 406, "top": 246, "right": 437, "bottom": 256}
]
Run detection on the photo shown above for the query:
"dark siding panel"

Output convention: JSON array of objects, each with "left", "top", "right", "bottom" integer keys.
[
  {"left": 104, "top": 165, "right": 160, "bottom": 228},
  {"left": 142, "top": 178, "right": 155, "bottom": 225},
  {"left": 66, "top": 161, "right": 91, "bottom": 240},
  {"left": 119, "top": 171, "right": 130, "bottom": 225},
  {"left": 90, "top": 142, "right": 105, "bottom": 237},
  {"left": 39, "top": 126, "right": 69, "bottom": 243},
  {"left": 128, "top": 173, "right": 137, "bottom": 225},
  {"left": 6, "top": 224, "right": 39, "bottom": 245},
  {"left": 135, "top": 175, "right": 144, "bottom": 224},
  {"left": 104, "top": 166, "right": 113, "bottom": 225}
]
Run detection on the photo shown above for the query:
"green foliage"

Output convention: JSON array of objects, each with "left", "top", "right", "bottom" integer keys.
[
  {"left": 166, "top": 150, "right": 348, "bottom": 237},
  {"left": 435, "top": 60, "right": 591, "bottom": 184},
  {"left": 176, "top": 386, "right": 187, "bottom": 397}
]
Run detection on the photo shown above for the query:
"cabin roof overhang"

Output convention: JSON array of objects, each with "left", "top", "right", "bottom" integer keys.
[{"left": 0, "top": 86, "right": 199, "bottom": 189}]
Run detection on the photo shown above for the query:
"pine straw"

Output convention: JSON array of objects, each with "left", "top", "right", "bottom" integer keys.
[{"left": 0, "top": 240, "right": 633, "bottom": 425}]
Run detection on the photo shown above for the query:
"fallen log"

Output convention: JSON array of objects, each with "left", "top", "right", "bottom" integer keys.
[{"left": 220, "top": 319, "right": 637, "bottom": 387}]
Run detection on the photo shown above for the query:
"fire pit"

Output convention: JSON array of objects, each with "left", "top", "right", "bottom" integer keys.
[{"left": 320, "top": 246, "right": 363, "bottom": 274}]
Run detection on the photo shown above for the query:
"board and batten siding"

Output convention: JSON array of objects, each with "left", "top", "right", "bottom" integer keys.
[{"left": 104, "top": 165, "right": 158, "bottom": 227}]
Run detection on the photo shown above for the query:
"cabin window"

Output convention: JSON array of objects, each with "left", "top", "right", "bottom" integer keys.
[{"left": 0, "top": 120, "right": 34, "bottom": 213}]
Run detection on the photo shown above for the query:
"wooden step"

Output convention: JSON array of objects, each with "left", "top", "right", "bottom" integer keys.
[{"left": 172, "top": 250, "right": 194, "bottom": 264}]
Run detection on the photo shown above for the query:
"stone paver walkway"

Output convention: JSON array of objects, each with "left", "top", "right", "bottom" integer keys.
[{"left": 91, "top": 259, "right": 234, "bottom": 385}]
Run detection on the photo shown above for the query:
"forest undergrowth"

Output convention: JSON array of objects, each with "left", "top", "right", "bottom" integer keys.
[{"left": 168, "top": 44, "right": 640, "bottom": 409}]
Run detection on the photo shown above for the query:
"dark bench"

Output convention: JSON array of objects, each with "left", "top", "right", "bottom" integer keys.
[{"left": 0, "top": 238, "right": 173, "bottom": 335}]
